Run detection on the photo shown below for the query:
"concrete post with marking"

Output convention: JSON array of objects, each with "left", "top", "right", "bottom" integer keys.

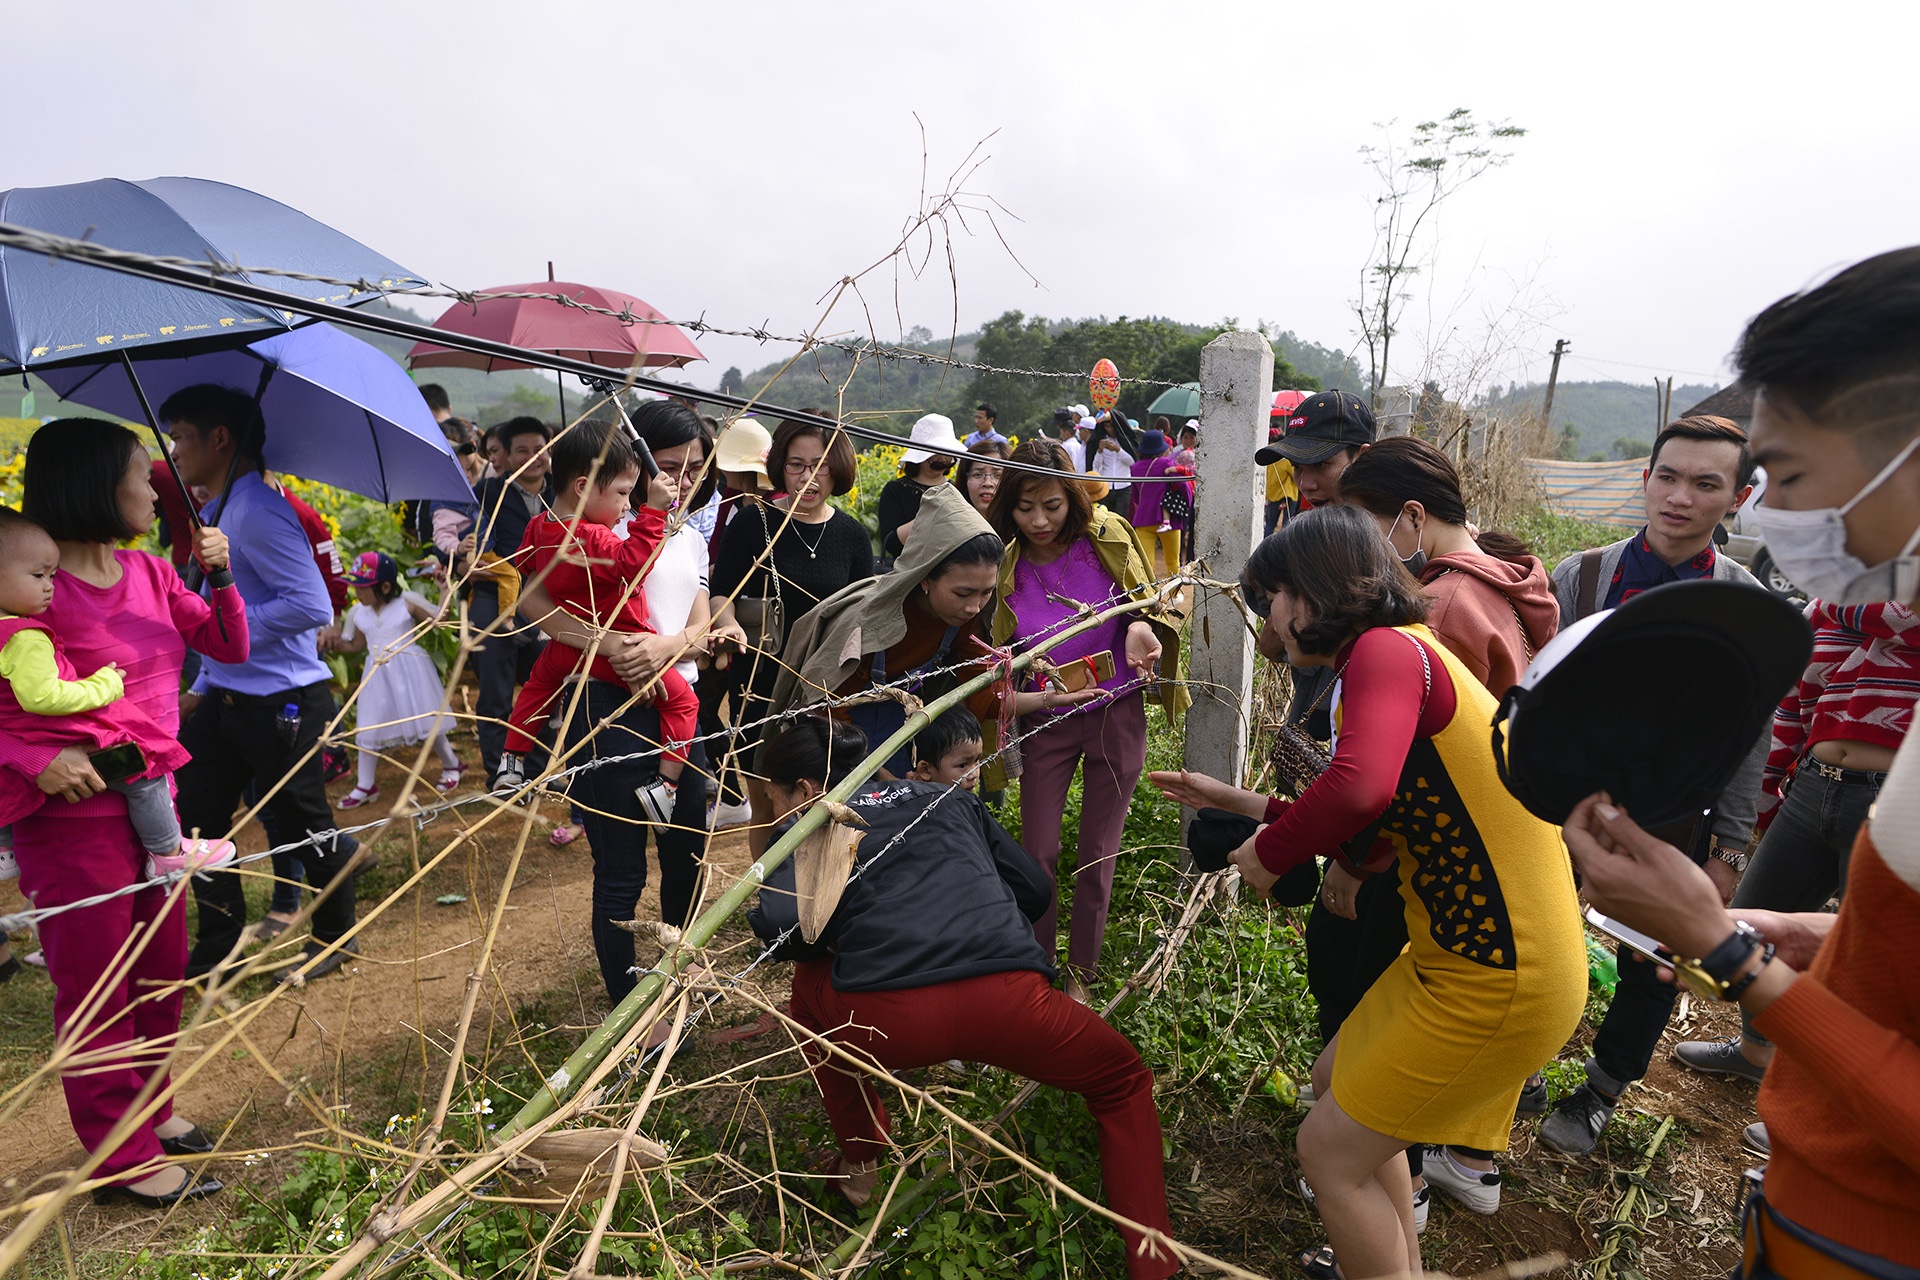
[{"left": 1185, "top": 330, "right": 1274, "bottom": 805}]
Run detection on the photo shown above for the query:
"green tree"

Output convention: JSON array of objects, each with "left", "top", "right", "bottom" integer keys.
[
  {"left": 964, "top": 312, "right": 1317, "bottom": 438},
  {"left": 1612, "top": 435, "right": 1651, "bottom": 460}
]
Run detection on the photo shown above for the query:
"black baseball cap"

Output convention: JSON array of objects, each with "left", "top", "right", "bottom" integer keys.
[
  {"left": 1254, "top": 390, "right": 1377, "bottom": 466},
  {"left": 1491, "top": 580, "right": 1812, "bottom": 827}
]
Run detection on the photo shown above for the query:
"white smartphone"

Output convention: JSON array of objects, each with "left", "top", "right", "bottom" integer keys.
[{"left": 1584, "top": 906, "right": 1676, "bottom": 965}]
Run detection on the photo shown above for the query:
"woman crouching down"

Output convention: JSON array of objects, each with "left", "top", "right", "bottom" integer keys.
[
  {"left": 1154, "top": 506, "right": 1585, "bottom": 1279},
  {"left": 749, "top": 717, "right": 1178, "bottom": 1280}
]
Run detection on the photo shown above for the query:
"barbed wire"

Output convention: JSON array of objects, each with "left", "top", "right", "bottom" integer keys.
[
  {"left": 0, "top": 565, "right": 1199, "bottom": 935},
  {"left": 0, "top": 222, "right": 1188, "bottom": 390}
]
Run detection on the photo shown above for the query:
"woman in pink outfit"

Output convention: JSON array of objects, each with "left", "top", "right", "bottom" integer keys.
[{"left": 1, "top": 419, "right": 248, "bottom": 1207}]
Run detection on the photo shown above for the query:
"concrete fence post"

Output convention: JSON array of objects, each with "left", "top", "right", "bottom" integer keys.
[{"left": 1185, "top": 330, "right": 1274, "bottom": 800}]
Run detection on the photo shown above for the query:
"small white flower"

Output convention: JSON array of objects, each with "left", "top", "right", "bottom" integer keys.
[{"left": 478, "top": 1097, "right": 494, "bottom": 1116}]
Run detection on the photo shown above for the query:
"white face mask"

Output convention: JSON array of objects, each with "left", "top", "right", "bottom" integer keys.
[
  {"left": 1386, "top": 511, "right": 1427, "bottom": 575},
  {"left": 1746, "top": 433, "right": 1920, "bottom": 604}
]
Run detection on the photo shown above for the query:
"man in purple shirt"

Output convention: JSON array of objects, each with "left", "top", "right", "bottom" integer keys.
[{"left": 162, "top": 385, "right": 361, "bottom": 985}]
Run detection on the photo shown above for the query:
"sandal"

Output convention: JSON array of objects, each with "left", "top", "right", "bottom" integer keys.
[
  {"left": 337, "top": 786, "right": 379, "bottom": 810},
  {"left": 254, "top": 915, "right": 294, "bottom": 941},
  {"left": 1299, "top": 1245, "right": 1342, "bottom": 1279}
]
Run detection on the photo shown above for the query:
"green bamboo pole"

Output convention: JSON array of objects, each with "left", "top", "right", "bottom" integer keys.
[{"left": 345, "top": 588, "right": 1177, "bottom": 1278}]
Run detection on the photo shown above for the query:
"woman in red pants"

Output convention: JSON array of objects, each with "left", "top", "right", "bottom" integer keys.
[
  {"left": 1, "top": 420, "right": 249, "bottom": 1206},
  {"left": 748, "top": 716, "right": 1178, "bottom": 1280}
]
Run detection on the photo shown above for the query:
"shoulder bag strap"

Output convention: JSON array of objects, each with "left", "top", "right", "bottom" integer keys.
[{"left": 1577, "top": 548, "right": 1604, "bottom": 620}]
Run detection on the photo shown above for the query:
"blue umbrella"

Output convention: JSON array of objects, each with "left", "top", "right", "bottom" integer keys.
[
  {"left": 40, "top": 323, "right": 473, "bottom": 503},
  {"left": 0, "top": 176, "right": 422, "bottom": 373}
]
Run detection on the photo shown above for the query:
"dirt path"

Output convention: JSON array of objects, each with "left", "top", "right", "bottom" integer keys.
[{"left": 5, "top": 760, "right": 756, "bottom": 1187}]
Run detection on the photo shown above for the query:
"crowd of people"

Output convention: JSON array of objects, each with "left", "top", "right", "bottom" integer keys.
[{"left": 0, "top": 245, "right": 1915, "bottom": 1280}]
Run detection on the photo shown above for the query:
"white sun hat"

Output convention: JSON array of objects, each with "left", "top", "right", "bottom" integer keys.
[{"left": 900, "top": 413, "right": 967, "bottom": 465}]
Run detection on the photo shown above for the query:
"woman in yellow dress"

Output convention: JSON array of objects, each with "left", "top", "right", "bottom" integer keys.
[{"left": 1153, "top": 505, "right": 1585, "bottom": 1278}]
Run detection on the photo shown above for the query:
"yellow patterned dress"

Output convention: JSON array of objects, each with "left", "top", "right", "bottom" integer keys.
[{"left": 1331, "top": 625, "right": 1587, "bottom": 1149}]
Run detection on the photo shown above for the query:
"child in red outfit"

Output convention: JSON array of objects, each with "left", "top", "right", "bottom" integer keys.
[{"left": 496, "top": 419, "right": 697, "bottom": 823}]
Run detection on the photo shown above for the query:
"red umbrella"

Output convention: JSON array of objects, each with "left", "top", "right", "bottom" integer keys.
[
  {"left": 1270, "top": 389, "right": 1310, "bottom": 418},
  {"left": 407, "top": 278, "right": 704, "bottom": 373}
]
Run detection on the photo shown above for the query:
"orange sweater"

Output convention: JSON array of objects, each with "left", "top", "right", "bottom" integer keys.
[{"left": 1751, "top": 827, "right": 1920, "bottom": 1263}]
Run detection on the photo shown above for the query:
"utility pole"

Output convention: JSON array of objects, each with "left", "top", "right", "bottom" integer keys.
[{"left": 1540, "top": 338, "right": 1569, "bottom": 439}]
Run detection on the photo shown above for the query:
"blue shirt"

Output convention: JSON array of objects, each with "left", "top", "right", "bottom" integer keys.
[
  {"left": 1603, "top": 527, "right": 1720, "bottom": 609},
  {"left": 195, "top": 471, "right": 334, "bottom": 696}
]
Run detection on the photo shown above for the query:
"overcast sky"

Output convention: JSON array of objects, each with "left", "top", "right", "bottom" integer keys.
[{"left": 12, "top": 0, "right": 1917, "bottom": 403}]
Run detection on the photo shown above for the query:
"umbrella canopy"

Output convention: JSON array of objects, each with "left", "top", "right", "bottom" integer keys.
[
  {"left": 0, "top": 177, "right": 423, "bottom": 373},
  {"left": 407, "top": 281, "right": 704, "bottom": 373},
  {"left": 1147, "top": 381, "right": 1201, "bottom": 418},
  {"left": 1271, "top": 389, "right": 1310, "bottom": 417},
  {"left": 40, "top": 323, "right": 472, "bottom": 504}
]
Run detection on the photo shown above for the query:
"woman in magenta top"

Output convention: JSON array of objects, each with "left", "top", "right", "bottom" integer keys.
[
  {"left": 1128, "top": 426, "right": 1186, "bottom": 578},
  {"left": 2, "top": 419, "right": 247, "bottom": 1207},
  {"left": 987, "top": 440, "right": 1166, "bottom": 1003}
]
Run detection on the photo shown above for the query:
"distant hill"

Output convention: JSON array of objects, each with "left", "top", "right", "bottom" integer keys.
[
  {"left": 1479, "top": 379, "right": 1722, "bottom": 459},
  {"left": 721, "top": 318, "right": 1366, "bottom": 443}
]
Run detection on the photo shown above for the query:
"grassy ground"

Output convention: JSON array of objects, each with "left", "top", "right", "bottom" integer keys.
[{"left": 6, "top": 508, "right": 1745, "bottom": 1279}]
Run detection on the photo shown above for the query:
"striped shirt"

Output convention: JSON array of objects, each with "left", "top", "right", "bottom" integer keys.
[{"left": 1758, "top": 600, "right": 1920, "bottom": 831}]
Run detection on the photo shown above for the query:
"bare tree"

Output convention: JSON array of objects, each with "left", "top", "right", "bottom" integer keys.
[{"left": 1354, "top": 108, "right": 1527, "bottom": 409}]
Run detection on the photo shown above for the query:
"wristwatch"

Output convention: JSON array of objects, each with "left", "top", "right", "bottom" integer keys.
[
  {"left": 1710, "top": 836, "right": 1750, "bottom": 873},
  {"left": 1673, "top": 920, "right": 1767, "bottom": 1001}
]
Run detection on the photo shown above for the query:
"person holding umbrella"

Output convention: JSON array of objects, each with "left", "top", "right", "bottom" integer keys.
[{"left": 163, "top": 384, "right": 364, "bottom": 985}]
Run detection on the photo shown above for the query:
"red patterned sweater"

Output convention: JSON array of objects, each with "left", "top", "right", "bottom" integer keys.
[{"left": 1757, "top": 601, "right": 1920, "bottom": 833}]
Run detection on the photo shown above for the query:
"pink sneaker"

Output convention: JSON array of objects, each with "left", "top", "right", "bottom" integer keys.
[{"left": 146, "top": 837, "right": 236, "bottom": 881}]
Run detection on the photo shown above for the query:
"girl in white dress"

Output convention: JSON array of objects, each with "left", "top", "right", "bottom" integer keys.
[{"left": 329, "top": 551, "right": 462, "bottom": 807}]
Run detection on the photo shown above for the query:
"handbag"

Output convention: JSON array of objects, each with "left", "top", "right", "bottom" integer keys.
[{"left": 731, "top": 504, "right": 786, "bottom": 657}]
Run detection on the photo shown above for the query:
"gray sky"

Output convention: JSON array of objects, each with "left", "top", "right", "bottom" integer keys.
[{"left": 13, "top": 0, "right": 1918, "bottom": 401}]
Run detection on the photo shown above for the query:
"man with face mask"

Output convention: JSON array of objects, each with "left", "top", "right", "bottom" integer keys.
[
  {"left": 1568, "top": 245, "right": 1920, "bottom": 1279},
  {"left": 1538, "top": 415, "right": 1772, "bottom": 1157}
]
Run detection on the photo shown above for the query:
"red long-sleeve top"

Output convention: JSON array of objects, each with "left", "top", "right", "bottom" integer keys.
[
  {"left": 1757, "top": 600, "right": 1920, "bottom": 833},
  {"left": 517, "top": 506, "right": 669, "bottom": 689},
  {"left": 1257, "top": 627, "right": 1456, "bottom": 875}
]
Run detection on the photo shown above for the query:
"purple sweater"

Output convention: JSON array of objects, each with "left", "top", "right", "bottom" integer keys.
[{"left": 1129, "top": 456, "right": 1186, "bottom": 530}]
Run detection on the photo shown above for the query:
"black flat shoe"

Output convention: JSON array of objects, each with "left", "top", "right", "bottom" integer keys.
[
  {"left": 92, "top": 1171, "right": 223, "bottom": 1209},
  {"left": 275, "top": 939, "right": 359, "bottom": 986},
  {"left": 159, "top": 1124, "right": 215, "bottom": 1157},
  {"left": 0, "top": 954, "right": 20, "bottom": 984}
]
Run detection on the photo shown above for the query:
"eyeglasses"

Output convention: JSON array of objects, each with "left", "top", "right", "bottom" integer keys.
[
  {"left": 455, "top": 442, "right": 478, "bottom": 457},
  {"left": 1243, "top": 586, "right": 1272, "bottom": 620},
  {"left": 783, "top": 457, "right": 825, "bottom": 474}
]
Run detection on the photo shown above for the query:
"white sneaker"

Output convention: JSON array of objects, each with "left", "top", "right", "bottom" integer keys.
[
  {"left": 1422, "top": 1146, "right": 1501, "bottom": 1214},
  {"left": 492, "top": 755, "right": 526, "bottom": 795},
  {"left": 635, "top": 777, "right": 678, "bottom": 825},
  {"left": 710, "top": 798, "right": 752, "bottom": 830}
]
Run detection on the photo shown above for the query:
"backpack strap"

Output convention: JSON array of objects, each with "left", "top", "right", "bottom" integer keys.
[{"left": 1576, "top": 548, "right": 1605, "bottom": 620}]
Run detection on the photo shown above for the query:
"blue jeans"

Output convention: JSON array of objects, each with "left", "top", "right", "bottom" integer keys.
[
  {"left": 1733, "top": 762, "right": 1880, "bottom": 1045},
  {"left": 561, "top": 679, "right": 710, "bottom": 1004}
]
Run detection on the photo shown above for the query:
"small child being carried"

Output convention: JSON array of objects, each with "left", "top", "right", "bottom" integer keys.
[
  {"left": 325, "top": 551, "right": 463, "bottom": 809},
  {"left": 0, "top": 509, "right": 234, "bottom": 880},
  {"left": 497, "top": 419, "right": 699, "bottom": 824}
]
